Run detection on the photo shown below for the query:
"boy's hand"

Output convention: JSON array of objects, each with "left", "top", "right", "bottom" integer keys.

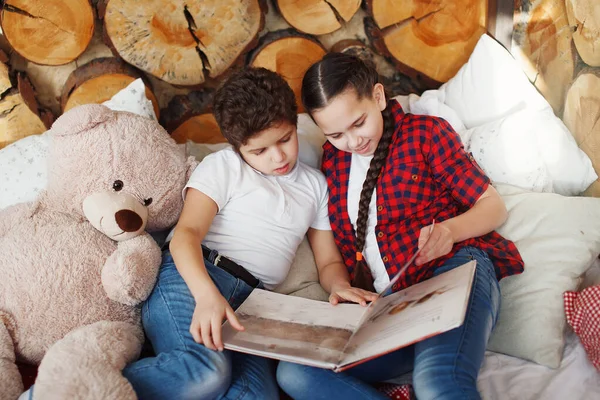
[
  {"left": 190, "top": 287, "right": 244, "bottom": 351},
  {"left": 329, "top": 282, "right": 378, "bottom": 307},
  {"left": 416, "top": 222, "right": 454, "bottom": 266}
]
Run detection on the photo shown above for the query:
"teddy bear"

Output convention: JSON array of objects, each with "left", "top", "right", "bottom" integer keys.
[{"left": 0, "top": 104, "right": 197, "bottom": 399}]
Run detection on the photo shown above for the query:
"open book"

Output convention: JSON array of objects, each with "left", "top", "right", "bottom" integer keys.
[{"left": 222, "top": 259, "right": 476, "bottom": 372}]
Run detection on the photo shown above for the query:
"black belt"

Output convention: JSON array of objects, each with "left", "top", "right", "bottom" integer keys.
[{"left": 201, "top": 245, "right": 259, "bottom": 288}]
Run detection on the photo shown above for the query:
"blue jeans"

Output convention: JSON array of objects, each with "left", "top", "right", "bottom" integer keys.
[
  {"left": 276, "top": 246, "right": 501, "bottom": 400},
  {"left": 122, "top": 250, "right": 279, "bottom": 400}
]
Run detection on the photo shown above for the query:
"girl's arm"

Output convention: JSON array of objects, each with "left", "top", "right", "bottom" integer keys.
[
  {"left": 440, "top": 184, "right": 507, "bottom": 242},
  {"left": 308, "top": 228, "right": 378, "bottom": 305},
  {"left": 415, "top": 117, "right": 509, "bottom": 266},
  {"left": 170, "top": 188, "right": 243, "bottom": 350},
  {"left": 416, "top": 185, "right": 507, "bottom": 266}
]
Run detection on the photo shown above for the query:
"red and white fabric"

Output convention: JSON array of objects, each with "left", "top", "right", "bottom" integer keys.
[{"left": 564, "top": 285, "right": 600, "bottom": 370}]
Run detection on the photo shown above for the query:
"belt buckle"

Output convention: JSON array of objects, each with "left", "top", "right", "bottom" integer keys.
[{"left": 213, "top": 254, "right": 222, "bottom": 267}]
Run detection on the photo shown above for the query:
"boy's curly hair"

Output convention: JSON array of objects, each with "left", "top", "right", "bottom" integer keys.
[{"left": 213, "top": 68, "right": 298, "bottom": 149}]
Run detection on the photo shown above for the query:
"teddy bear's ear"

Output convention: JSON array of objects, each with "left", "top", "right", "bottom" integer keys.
[
  {"left": 49, "top": 104, "right": 114, "bottom": 137},
  {"left": 185, "top": 156, "right": 199, "bottom": 181}
]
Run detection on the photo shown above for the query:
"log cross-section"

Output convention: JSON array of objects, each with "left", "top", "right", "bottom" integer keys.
[
  {"left": 563, "top": 69, "right": 600, "bottom": 196},
  {"left": 160, "top": 89, "right": 224, "bottom": 144},
  {"left": 103, "top": 0, "right": 264, "bottom": 86},
  {"left": 566, "top": 0, "right": 600, "bottom": 67},
  {"left": 364, "top": 0, "right": 487, "bottom": 86},
  {"left": 0, "top": 52, "right": 54, "bottom": 148},
  {"left": 276, "top": 0, "right": 361, "bottom": 35},
  {"left": 60, "top": 57, "right": 159, "bottom": 118},
  {"left": 512, "top": 0, "right": 576, "bottom": 115},
  {"left": 248, "top": 29, "right": 327, "bottom": 113},
  {"left": 0, "top": 0, "right": 94, "bottom": 66}
]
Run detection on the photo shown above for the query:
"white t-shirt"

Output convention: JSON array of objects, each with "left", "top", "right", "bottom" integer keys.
[
  {"left": 347, "top": 154, "right": 390, "bottom": 293},
  {"left": 182, "top": 147, "right": 330, "bottom": 289}
]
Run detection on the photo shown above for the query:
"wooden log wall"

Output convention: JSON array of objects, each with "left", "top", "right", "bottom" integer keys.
[
  {"left": 0, "top": 0, "right": 489, "bottom": 148},
  {"left": 510, "top": 0, "right": 599, "bottom": 196},
  {"left": 0, "top": 0, "right": 598, "bottom": 197}
]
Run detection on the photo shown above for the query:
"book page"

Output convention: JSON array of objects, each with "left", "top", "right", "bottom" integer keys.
[
  {"left": 338, "top": 261, "right": 476, "bottom": 371},
  {"left": 222, "top": 289, "right": 366, "bottom": 369},
  {"left": 335, "top": 222, "right": 436, "bottom": 363}
]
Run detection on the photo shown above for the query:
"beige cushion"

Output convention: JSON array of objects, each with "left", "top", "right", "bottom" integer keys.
[{"left": 274, "top": 237, "right": 329, "bottom": 302}]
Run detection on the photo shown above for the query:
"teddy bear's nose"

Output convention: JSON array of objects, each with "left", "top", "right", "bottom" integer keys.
[{"left": 115, "top": 210, "right": 143, "bottom": 232}]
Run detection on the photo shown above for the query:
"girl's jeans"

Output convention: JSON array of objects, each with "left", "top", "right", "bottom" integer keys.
[
  {"left": 276, "top": 246, "right": 501, "bottom": 400},
  {"left": 123, "top": 250, "right": 278, "bottom": 400}
]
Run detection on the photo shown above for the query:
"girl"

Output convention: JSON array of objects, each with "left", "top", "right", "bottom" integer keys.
[{"left": 276, "top": 53, "right": 524, "bottom": 400}]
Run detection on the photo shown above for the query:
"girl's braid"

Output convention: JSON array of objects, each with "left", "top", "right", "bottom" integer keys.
[{"left": 352, "top": 105, "right": 395, "bottom": 292}]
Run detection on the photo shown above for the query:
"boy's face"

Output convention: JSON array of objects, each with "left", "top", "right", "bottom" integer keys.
[
  {"left": 312, "top": 84, "right": 386, "bottom": 157},
  {"left": 238, "top": 121, "right": 299, "bottom": 176}
]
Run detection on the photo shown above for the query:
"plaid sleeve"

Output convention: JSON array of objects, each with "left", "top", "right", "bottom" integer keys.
[{"left": 426, "top": 117, "right": 489, "bottom": 208}]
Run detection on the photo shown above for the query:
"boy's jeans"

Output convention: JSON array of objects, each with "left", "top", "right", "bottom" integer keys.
[
  {"left": 277, "top": 246, "right": 501, "bottom": 400},
  {"left": 123, "top": 250, "right": 278, "bottom": 400}
]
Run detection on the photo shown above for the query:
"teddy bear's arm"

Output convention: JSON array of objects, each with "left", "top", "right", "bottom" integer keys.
[
  {"left": 102, "top": 233, "right": 162, "bottom": 306},
  {"left": 0, "top": 202, "right": 38, "bottom": 238}
]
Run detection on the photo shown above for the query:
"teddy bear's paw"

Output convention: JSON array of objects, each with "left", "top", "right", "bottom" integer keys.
[
  {"left": 35, "top": 321, "right": 142, "bottom": 400},
  {"left": 102, "top": 234, "right": 162, "bottom": 306},
  {"left": 0, "top": 315, "right": 23, "bottom": 400},
  {"left": 0, "top": 360, "right": 23, "bottom": 400},
  {"left": 33, "top": 378, "right": 136, "bottom": 400}
]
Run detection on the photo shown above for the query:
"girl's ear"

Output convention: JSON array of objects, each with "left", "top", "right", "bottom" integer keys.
[{"left": 373, "top": 83, "right": 387, "bottom": 111}]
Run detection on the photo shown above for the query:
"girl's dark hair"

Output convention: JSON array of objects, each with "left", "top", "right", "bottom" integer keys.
[{"left": 302, "top": 53, "right": 395, "bottom": 291}]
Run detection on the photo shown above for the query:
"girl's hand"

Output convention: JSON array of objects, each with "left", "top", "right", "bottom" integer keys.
[
  {"left": 416, "top": 222, "right": 454, "bottom": 266},
  {"left": 329, "top": 283, "right": 378, "bottom": 306},
  {"left": 190, "top": 287, "right": 244, "bottom": 351}
]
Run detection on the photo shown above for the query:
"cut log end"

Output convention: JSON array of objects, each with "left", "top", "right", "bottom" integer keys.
[
  {"left": 563, "top": 69, "right": 600, "bottom": 196},
  {"left": 566, "top": 0, "right": 600, "bottom": 67},
  {"left": 364, "top": 0, "right": 487, "bottom": 85},
  {"left": 171, "top": 114, "right": 225, "bottom": 144},
  {"left": 161, "top": 90, "right": 223, "bottom": 144},
  {"left": 103, "top": 0, "right": 264, "bottom": 86},
  {"left": 0, "top": 49, "right": 11, "bottom": 96},
  {"left": 248, "top": 29, "right": 327, "bottom": 113},
  {"left": 1, "top": 0, "right": 94, "bottom": 65},
  {"left": 61, "top": 58, "right": 159, "bottom": 118},
  {"left": 0, "top": 68, "right": 53, "bottom": 148},
  {"left": 160, "top": 89, "right": 214, "bottom": 134},
  {"left": 513, "top": 0, "right": 576, "bottom": 114},
  {"left": 276, "top": 0, "right": 361, "bottom": 35}
]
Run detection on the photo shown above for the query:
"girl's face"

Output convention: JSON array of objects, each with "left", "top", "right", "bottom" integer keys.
[{"left": 311, "top": 84, "right": 387, "bottom": 156}]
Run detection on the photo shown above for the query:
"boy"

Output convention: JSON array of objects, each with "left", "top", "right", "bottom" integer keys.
[{"left": 121, "top": 68, "right": 377, "bottom": 399}]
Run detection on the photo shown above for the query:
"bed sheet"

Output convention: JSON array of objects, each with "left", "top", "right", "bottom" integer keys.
[
  {"left": 478, "top": 260, "right": 600, "bottom": 400},
  {"left": 479, "top": 331, "right": 600, "bottom": 400}
]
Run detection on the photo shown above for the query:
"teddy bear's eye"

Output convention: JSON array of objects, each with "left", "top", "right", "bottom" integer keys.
[
  {"left": 112, "top": 180, "right": 124, "bottom": 191},
  {"left": 143, "top": 198, "right": 153, "bottom": 206}
]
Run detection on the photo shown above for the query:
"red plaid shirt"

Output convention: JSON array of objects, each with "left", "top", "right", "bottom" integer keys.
[{"left": 321, "top": 100, "right": 524, "bottom": 292}]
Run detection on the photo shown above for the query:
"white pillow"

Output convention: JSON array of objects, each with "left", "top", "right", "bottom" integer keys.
[
  {"left": 0, "top": 78, "right": 156, "bottom": 210},
  {"left": 488, "top": 184, "right": 600, "bottom": 367},
  {"left": 460, "top": 109, "right": 553, "bottom": 192},
  {"left": 101, "top": 78, "right": 157, "bottom": 121},
  {"left": 297, "top": 113, "right": 326, "bottom": 170},
  {"left": 0, "top": 133, "right": 49, "bottom": 209},
  {"left": 410, "top": 34, "right": 596, "bottom": 196},
  {"left": 439, "top": 34, "right": 550, "bottom": 128}
]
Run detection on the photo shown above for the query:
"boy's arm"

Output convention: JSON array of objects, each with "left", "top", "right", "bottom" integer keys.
[
  {"left": 307, "top": 228, "right": 378, "bottom": 306},
  {"left": 170, "top": 188, "right": 218, "bottom": 298},
  {"left": 170, "top": 188, "right": 243, "bottom": 350}
]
